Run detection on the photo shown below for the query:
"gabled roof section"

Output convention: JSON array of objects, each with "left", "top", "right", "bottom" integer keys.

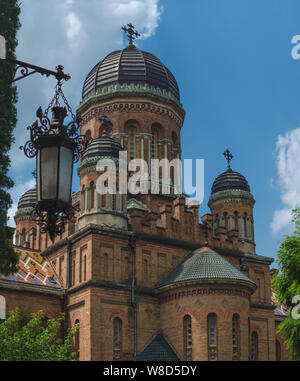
[
  {"left": 156, "top": 247, "right": 256, "bottom": 289},
  {"left": 136, "top": 333, "right": 180, "bottom": 361},
  {"left": 0, "top": 247, "right": 61, "bottom": 289}
]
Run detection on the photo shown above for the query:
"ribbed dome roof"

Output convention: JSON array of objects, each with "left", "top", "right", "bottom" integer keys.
[
  {"left": 211, "top": 169, "right": 250, "bottom": 194},
  {"left": 156, "top": 247, "right": 256, "bottom": 289},
  {"left": 82, "top": 47, "right": 180, "bottom": 101},
  {"left": 17, "top": 188, "right": 37, "bottom": 209},
  {"left": 82, "top": 135, "right": 123, "bottom": 160}
]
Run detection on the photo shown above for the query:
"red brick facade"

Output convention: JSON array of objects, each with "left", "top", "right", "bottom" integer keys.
[{"left": 2, "top": 49, "right": 290, "bottom": 361}]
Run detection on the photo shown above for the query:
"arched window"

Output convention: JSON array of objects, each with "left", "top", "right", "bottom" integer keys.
[
  {"left": 151, "top": 127, "right": 158, "bottom": 159},
  {"left": 234, "top": 211, "right": 239, "bottom": 230},
  {"left": 103, "top": 253, "right": 108, "bottom": 280},
  {"left": 232, "top": 314, "right": 240, "bottom": 360},
  {"left": 113, "top": 318, "right": 122, "bottom": 360},
  {"left": 207, "top": 313, "right": 217, "bottom": 360},
  {"left": 244, "top": 213, "right": 248, "bottom": 238},
  {"left": 74, "top": 319, "right": 80, "bottom": 360},
  {"left": 81, "top": 185, "right": 86, "bottom": 212},
  {"left": 250, "top": 331, "right": 258, "bottom": 361},
  {"left": 21, "top": 228, "right": 26, "bottom": 246},
  {"left": 90, "top": 181, "right": 95, "bottom": 209},
  {"left": 0, "top": 295, "right": 6, "bottom": 320},
  {"left": 276, "top": 340, "right": 281, "bottom": 361},
  {"left": 143, "top": 258, "right": 148, "bottom": 281},
  {"left": 83, "top": 255, "right": 87, "bottom": 282},
  {"left": 223, "top": 212, "right": 228, "bottom": 230},
  {"left": 183, "top": 315, "right": 192, "bottom": 360},
  {"left": 85, "top": 129, "right": 91, "bottom": 139},
  {"left": 128, "top": 126, "right": 136, "bottom": 161}
]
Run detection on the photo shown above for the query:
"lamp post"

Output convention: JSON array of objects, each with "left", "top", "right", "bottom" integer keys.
[
  {"left": 20, "top": 79, "right": 91, "bottom": 241},
  {"left": 1, "top": 40, "right": 89, "bottom": 241}
]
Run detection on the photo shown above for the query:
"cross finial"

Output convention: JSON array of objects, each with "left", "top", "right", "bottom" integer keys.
[
  {"left": 99, "top": 114, "right": 112, "bottom": 136},
  {"left": 121, "top": 23, "right": 140, "bottom": 46},
  {"left": 223, "top": 149, "right": 234, "bottom": 169}
]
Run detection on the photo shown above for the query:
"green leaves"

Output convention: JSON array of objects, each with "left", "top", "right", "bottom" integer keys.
[
  {"left": 273, "top": 206, "right": 300, "bottom": 360},
  {"left": 0, "top": 308, "right": 79, "bottom": 361},
  {"left": 0, "top": 0, "right": 21, "bottom": 275}
]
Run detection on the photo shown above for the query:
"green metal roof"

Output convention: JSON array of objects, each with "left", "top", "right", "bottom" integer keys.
[{"left": 156, "top": 247, "right": 256, "bottom": 289}]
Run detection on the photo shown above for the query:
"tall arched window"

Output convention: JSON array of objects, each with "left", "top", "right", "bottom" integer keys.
[
  {"left": 250, "top": 331, "right": 258, "bottom": 361},
  {"left": 81, "top": 185, "right": 86, "bottom": 212},
  {"left": 74, "top": 319, "right": 80, "bottom": 360},
  {"left": 151, "top": 127, "right": 158, "bottom": 159},
  {"left": 244, "top": 213, "right": 248, "bottom": 238},
  {"left": 85, "top": 129, "right": 91, "bottom": 139},
  {"left": 207, "top": 313, "right": 217, "bottom": 360},
  {"left": 276, "top": 340, "right": 281, "bottom": 361},
  {"left": 183, "top": 315, "right": 192, "bottom": 360},
  {"left": 143, "top": 258, "right": 149, "bottom": 281},
  {"left": 90, "top": 181, "right": 95, "bottom": 209},
  {"left": 113, "top": 318, "right": 122, "bottom": 360},
  {"left": 232, "top": 314, "right": 240, "bottom": 360},
  {"left": 128, "top": 127, "right": 136, "bottom": 161},
  {"left": 83, "top": 255, "right": 87, "bottom": 282},
  {"left": 103, "top": 253, "right": 108, "bottom": 280}
]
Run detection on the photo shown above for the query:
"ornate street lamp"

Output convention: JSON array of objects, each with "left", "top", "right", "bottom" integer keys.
[{"left": 20, "top": 79, "right": 91, "bottom": 241}]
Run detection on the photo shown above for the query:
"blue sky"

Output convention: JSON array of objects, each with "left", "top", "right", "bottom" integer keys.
[{"left": 8, "top": 0, "right": 300, "bottom": 264}]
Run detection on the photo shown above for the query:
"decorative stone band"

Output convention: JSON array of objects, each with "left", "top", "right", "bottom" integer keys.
[
  {"left": 78, "top": 99, "right": 184, "bottom": 128},
  {"left": 79, "top": 82, "right": 184, "bottom": 111},
  {"left": 159, "top": 286, "right": 252, "bottom": 304},
  {"left": 14, "top": 207, "right": 35, "bottom": 223},
  {"left": 78, "top": 155, "right": 119, "bottom": 177},
  {"left": 208, "top": 189, "right": 255, "bottom": 208}
]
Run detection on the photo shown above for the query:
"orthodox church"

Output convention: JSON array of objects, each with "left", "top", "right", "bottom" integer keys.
[{"left": 0, "top": 27, "right": 289, "bottom": 361}]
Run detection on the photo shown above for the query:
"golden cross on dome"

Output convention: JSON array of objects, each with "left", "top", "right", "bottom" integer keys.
[
  {"left": 121, "top": 23, "right": 140, "bottom": 45},
  {"left": 223, "top": 149, "right": 234, "bottom": 169}
]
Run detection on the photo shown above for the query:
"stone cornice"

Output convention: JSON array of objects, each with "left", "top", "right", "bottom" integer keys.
[
  {"left": 156, "top": 278, "right": 256, "bottom": 295},
  {"left": 78, "top": 98, "right": 185, "bottom": 128},
  {"left": 158, "top": 283, "right": 254, "bottom": 303},
  {"left": 78, "top": 155, "right": 119, "bottom": 177},
  {"left": 208, "top": 189, "right": 255, "bottom": 208},
  {"left": 41, "top": 223, "right": 133, "bottom": 257},
  {"left": 250, "top": 302, "right": 276, "bottom": 310},
  {"left": 0, "top": 279, "right": 64, "bottom": 297},
  {"left": 78, "top": 83, "right": 185, "bottom": 116}
]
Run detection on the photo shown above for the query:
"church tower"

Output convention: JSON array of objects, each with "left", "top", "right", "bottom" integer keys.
[{"left": 208, "top": 150, "right": 256, "bottom": 255}]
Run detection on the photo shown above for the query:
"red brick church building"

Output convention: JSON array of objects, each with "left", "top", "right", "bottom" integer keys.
[{"left": 0, "top": 34, "right": 289, "bottom": 361}]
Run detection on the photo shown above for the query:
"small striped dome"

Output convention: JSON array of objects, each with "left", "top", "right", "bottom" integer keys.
[
  {"left": 211, "top": 169, "right": 250, "bottom": 194},
  {"left": 17, "top": 188, "right": 37, "bottom": 209},
  {"left": 82, "top": 135, "right": 123, "bottom": 160},
  {"left": 82, "top": 46, "right": 180, "bottom": 100}
]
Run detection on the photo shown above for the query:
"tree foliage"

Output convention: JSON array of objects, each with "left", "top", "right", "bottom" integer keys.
[
  {"left": 0, "top": 308, "right": 79, "bottom": 361},
  {"left": 272, "top": 206, "right": 300, "bottom": 360},
  {"left": 0, "top": 0, "right": 21, "bottom": 275}
]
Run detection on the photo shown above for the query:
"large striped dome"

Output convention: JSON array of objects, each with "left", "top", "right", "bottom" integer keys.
[{"left": 82, "top": 46, "right": 180, "bottom": 101}]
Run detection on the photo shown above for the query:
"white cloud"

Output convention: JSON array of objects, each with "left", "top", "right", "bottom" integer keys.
[
  {"left": 7, "top": 178, "right": 36, "bottom": 228},
  {"left": 10, "top": 0, "right": 162, "bottom": 172},
  {"left": 271, "top": 128, "right": 300, "bottom": 233},
  {"left": 9, "top": 0, "right": 162, "bottom": 208}
]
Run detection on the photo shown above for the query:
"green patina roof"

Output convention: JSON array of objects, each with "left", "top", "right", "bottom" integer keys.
[{"left": 156, "top": 247, "right": 256, "bottom": 289}]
